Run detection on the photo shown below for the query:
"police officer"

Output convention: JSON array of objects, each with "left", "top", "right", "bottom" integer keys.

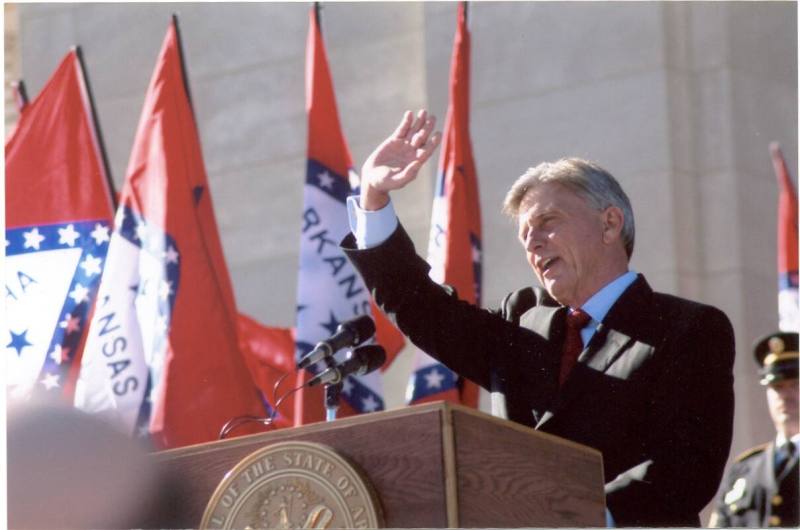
[{"left": 709, "top": 331, "right": 799, "bottom": 528}]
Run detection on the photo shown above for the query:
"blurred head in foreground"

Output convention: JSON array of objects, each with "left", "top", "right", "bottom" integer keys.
[{"left": 7, "top": 400, "right": 161, "bottom": 529}]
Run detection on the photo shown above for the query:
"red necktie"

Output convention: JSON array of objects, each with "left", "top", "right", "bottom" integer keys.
[{"left": 559, "top": 308, "right": 591, "bottom": 386}]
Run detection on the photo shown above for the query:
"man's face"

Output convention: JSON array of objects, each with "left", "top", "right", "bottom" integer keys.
[
  {"left": 517, "top": 182, "right": 619, "bottom": 308},
  {"left": 767, "top": 378, "right": 799, "bottom": 437}
]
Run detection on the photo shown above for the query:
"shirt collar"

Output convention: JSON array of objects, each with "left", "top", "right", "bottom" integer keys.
[
  {"left": 578, "top": 270, "right": 638, "bottom": 323},
  {"left": 776, "top": 432, "right": 800, "bottom": 447}
]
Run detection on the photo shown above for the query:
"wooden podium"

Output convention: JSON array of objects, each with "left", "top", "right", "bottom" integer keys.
[{"left": 149, "top": 402, "right": 605, "bottom": 528}]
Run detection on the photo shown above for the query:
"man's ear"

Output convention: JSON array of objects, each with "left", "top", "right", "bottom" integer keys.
[{"left": 601, "top": 206, "right": 624, "bottom": 244}]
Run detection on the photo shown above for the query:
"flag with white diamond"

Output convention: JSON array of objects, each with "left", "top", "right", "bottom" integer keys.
[
  {"left": 770, "top": 142, "right": 799, "bottom": 332},
  {"left": 294, "top": 6, "right": 405, "bottom": 424},
  {"left": 74, "top": 18, "right": 265, "bottom": 449},
  {"left": 5, "top": 50, "right": 114, "bottom": 404},
  {"left": 407, "top": 2, "right": 482, "bottom": 408}
]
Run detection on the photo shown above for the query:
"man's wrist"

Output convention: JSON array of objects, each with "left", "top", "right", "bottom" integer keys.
[
  {"left": 346, "top": 195, "right": 398, "bottom": 249},
  {"left": 360, "top": 185, "right": 390, "bottom": 211}
]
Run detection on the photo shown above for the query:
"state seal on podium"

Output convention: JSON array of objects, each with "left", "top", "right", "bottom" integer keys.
[{"left": 200, "top": 441, "right": 383, "bottom": 529}]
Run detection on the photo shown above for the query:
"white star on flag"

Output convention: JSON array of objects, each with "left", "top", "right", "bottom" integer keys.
[
  {"left": 318, "top": 170, "right": 335, "bottom": 189},
  {"left": 40, "top": 373, "right": 60, "bottom": 390},
  {"left": 361, "top": 395, "right": 380, "bottom": 413},
  {"left": 68, "top": 283, "right": 90, "bottom": 304},
  {"left": 23, "top": 228, "right": 46, "bottom": 250},
  {"left": 134, "top": 222, "right": 148, "bottom": 242},
  {"left": 165, "top": 245, "right": 179, "bottom": 264},
  {"left": 137, "top": 425, "right": 150, "bottom": 438},
  {"left": 59, "top": 314, "right": 81, "bottom": 334},
  {"left": 342, "top": 378, "right": 354, "bottom": 396},
  {"left": 79, "top": 254, "right": 103, "bottom": 277},
  {"left": 58, "top": 224, "right": 81, "bottom": 247},
  {"left": 472, "top": 244, "right": 481, "bottom": 264},
  {"left": 424, "top": 368, "right": 446, "bottom": 389},
  {"left": 90, "top": 223, "right": 110, "bottom": 245},
  {"left": 49, "top": 344, "right": 70, "bottom": 365},
  {"left": 158, "top": 280, "right": 173, "bottom": 301}
]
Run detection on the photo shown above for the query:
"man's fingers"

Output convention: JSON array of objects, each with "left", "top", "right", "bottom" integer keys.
[
  {"left": 391, "top": 110, "right": 414, "bottom": 140},
  {"left": 407, "top": 109, "right": 428, "bottom": 138},
  {"left": 410, "top": 115, "right": 436, "bottom": 148},
  {"left": 416, "top": 131, "right": 442, "bottom": 162}
]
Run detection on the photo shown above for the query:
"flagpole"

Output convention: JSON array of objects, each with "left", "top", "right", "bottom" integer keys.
[
  {"left": 314, "top": 2, "right": 323, "bottom": 36},
  {"left": 171, "top": 14, "right": 196, "bottom": 114},
  {"left": 12, "top": 79, "right": 28, "bottom": 112},
  {"left": 74, "top": 45, "right": 117, "bottom": 209}
]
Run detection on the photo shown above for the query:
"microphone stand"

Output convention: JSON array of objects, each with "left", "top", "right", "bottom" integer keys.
[
  {"left": 320, "top": 354, "right": 340, "bottom": 422},
  {"left": 324, "top": 382, "right": 342, "bottom": 422}
]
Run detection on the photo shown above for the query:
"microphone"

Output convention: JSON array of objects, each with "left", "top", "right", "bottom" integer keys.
[
  {"left": 297, "top": 315, "right": 376, "bottom": 369},
  {"left": 307, "top": 345, "right": 386, "bottom": 387}
]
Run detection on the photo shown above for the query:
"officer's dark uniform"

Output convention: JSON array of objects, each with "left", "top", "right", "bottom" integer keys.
[{"left": 709, "top": 331, "right": 799, "bottom": 528}]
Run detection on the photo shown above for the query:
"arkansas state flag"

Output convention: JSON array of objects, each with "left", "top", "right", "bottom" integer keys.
[
  {"left": 407, "top": 3, "right": 482, "bottom": 408},
  {"left": 770, "top": 142, "right": 799, "bottom": 332},
  {"left": 74, "top": 19, "right": 265, "bottom": 448},
  {"left": 5, "top": 50, "right": 114, "bottom": 403},
  {"left": 294, "top": 6, "right": 405, "bottom": 424}
]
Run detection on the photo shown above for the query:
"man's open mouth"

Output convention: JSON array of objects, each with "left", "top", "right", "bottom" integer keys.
[{"left": 540, "top": 256, "right": 559, "bottom": 274}]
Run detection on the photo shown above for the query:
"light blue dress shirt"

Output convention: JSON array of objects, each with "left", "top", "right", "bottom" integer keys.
[
  {"left": 346, "top": 195, "right": 398, "bottom": 249},
  {"left": 577, "top": 270, "right": 638, "bottom": 347}
]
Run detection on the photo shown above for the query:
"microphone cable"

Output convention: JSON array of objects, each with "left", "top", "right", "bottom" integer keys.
[{"left": 218, "top": 371, "right": 305, "bottom": 440}]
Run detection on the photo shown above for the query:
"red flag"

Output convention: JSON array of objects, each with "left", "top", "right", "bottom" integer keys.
[
  {"left": 5, "top": 50, "right": 114, "bottom": 404},
  {"left": 294, "top": 6, "right": 405, "bottom": 425},
  {"left": 238, "top": 314, "right": 295, "bottom": 428},
  {"left": 407, "top": 2, "right": 482, "bottom": 408},
  {"left": 75, "top": 19, "right": 265, "bottom": 449},
  {"left": 770, "top": 142, "right": 799, "bottom": 331}
]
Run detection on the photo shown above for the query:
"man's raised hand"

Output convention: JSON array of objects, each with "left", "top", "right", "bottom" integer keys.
[{"left": 359, "top": 109, "right": 441, "bottom": 211}]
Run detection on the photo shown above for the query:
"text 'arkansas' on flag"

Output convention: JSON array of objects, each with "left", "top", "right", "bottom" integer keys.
[
  {"left": 407, "top": 2, "right": 483, "bottom": 408},
  {"left": 294, "top": 5, "right": 405, "bottom": 425},
  {"left": 5, "top": 49, "right": 115, "bottom": 404},
  {"left": 74, "top": 17, "right": 266, "bottom": 449},
  {"left": 770, "top": 142, "right": 799, "bottom": 332}
]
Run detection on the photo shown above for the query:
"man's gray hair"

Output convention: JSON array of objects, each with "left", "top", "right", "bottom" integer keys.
[{"left": 502, "top": 157, "right": 636, "bottom": 259}]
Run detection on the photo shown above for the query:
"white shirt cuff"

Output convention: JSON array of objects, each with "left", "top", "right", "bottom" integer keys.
[{"left": 346, "top": 195, "right": 399, "bottom": 249}]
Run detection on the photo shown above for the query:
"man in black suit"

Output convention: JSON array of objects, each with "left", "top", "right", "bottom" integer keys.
[
  {"left": 341, "top": 109, "right": 735, "bottom": 526},
  {"left": 709, "top": 331, "right": 798, "bottom": 528}
]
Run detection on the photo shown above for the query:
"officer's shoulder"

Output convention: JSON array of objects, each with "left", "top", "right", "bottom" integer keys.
[{"left": 733, "top": 443, "right": 769, "bottom": 463}]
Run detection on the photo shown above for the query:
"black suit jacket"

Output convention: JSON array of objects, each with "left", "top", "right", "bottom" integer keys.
[{"left": 342, "top": 224, "right": 735, "bottom": 527}]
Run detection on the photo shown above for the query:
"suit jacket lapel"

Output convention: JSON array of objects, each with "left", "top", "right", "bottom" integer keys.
[
  {"left": 519, "top": 303, "right": 566, "bottom": 343},
  {"left": 536, "top": 275, "right": 653, "bottom": 429},
  {"left": 578, "top": 275, "right": 652, "bottom": 373},
  {"left": 576, "top": 324, "right": 634, "bottom": 374}
]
